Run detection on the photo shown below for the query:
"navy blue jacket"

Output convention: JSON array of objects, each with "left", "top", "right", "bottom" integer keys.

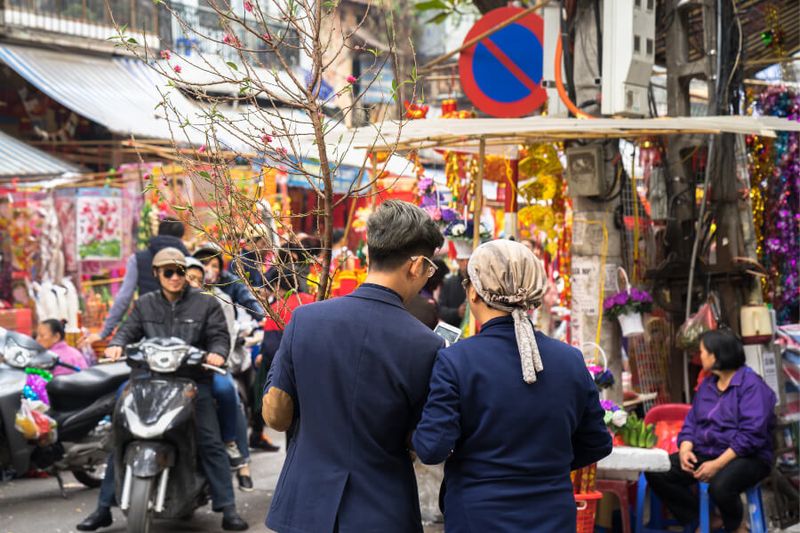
[
  {"left": 412, "top": 316, "right": 612, "bottom": 532},
  {"left": 265, "top": 284, "right": 444, "bottom": 533},
  {"left": 216, "top": 270, "right": 265, "bottom": 322}
]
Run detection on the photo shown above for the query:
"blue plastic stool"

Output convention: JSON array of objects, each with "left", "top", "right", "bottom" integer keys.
[
  {"left": 698, "top": 482, "right": 767, "bottom": 533},
  {"left": 635, "top": 472, "right": 693, "bottom": 533}
]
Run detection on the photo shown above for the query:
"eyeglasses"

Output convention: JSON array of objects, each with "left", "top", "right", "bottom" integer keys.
[
  {"left": 410, "top": 256, "right": 438, "bottom": 278},
  {"left": 461, "top": 278, "right": 471, "bottom": 290},
  {"left": 161, "top": 267, "right": 186, "bottom": 279}
]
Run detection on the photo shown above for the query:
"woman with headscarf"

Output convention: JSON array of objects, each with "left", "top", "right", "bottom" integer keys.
[{"left": 412, "top": 240, "right": 612, "bottom": 532}]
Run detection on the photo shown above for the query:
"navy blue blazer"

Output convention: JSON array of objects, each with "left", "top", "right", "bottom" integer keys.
[
  {"left": 412, "top": 316, "right": 612, "bottom": 533},
  {"left": 266, "top": 284, "right": 444, "bottom": 533}
]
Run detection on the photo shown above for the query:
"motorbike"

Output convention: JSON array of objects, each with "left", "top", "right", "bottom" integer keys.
[
  {"left": 0, "top": 327, "right": 129, "bottom": 492},
  {"left": 113, "top": 337, "right": 224, "bottom": 533}
]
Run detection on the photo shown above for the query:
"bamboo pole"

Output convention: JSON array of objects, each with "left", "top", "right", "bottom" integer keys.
[{"left": 473, "top": 137, "right": 485, "bottom": 251}]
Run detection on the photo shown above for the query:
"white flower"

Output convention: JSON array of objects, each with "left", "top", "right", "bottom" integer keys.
[{"left": 611, "top": 409, "right": 628, "bottom": 428}]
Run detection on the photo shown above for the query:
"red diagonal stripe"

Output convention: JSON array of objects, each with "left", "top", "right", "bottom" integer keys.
[{"left": 480, "top": 38, "right": 538, "bottom": 93}]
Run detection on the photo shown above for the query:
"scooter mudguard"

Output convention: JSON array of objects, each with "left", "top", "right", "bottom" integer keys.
[{"left": 125, "top": 441, "right": 175, "bottom": 478}]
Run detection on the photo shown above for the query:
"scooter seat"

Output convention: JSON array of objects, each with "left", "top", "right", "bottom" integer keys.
[{"left": 47, "top": 362, "right": 130, "bottom": 412}]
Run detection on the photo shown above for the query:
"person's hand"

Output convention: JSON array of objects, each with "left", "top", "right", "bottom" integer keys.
[
  {"left": 458, "top": 303, "right": 466, "bottom": 319},
  {"left": 79, "top": 332, "right": 102, "bottom": 350},
  {"left": 105, "top": 346, "right": 123, "bottom": 361},
  {"left": 206, "top": 353, "right": 225, "bottom": 367},
  {"left": 255, "top": 354, "right": 263, "bottom": 367},
  {"left": 679, "top": 447, "right": 698, "bottom": 473},
  {"left": 693, "top": 459, "right": 722, "bottom": 482}
]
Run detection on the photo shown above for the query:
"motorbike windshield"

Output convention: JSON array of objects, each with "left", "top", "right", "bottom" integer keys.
[{"left": 128, "top": 379, "right": 192, "bottom": 426}]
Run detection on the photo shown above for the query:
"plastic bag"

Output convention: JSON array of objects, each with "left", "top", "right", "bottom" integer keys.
[
  {"left": 14, "top": 399, "right": 57, "bottom": 443},
  {"left": 677, "top": 295, "right": 719, "bottom": 350}
]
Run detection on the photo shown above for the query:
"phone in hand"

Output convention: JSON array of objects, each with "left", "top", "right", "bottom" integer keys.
[{"left": 434, "top": 322, "right": 462, "bottom": 347}]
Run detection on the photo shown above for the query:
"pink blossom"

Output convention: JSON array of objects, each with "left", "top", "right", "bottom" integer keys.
[
  {"left": 173, "top": 65, "right": 182, "bottom": 74},
  {"left": 261, "top": 134, "right": 273, "bottom": 144},
  {"left": 346, "top": 75, "right": 357, "bottom": 84},
  {"left": 198, "top": 144, "right": 207, "bottom": 154},
  {"left": 223, "top": 34, "right": 240, "bottom": 47},
  {"left": 276, "top": 147, "right": 288, "bottom": 157},
  {"left": 262, "top": 32, "right": 272, "bottom": 42},
  {"left": 143, "top": 173, "right": 151, "bottom": 180},
  {"left": 160, "top": 49, "right": 171, "bottom": 60},
  {"left": 244, "top": 0, "right": 253, "bottom": 12}
]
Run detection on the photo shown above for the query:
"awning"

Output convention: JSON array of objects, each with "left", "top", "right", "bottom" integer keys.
[
  {"left": 353, "top": 115, "right": 800, "bottom": 151},
  {"left": 0, "top": 130, "right": 81, "bottom": 179},
  {"left": 0, "top": 45, "right": 202, "bottom": 142}
]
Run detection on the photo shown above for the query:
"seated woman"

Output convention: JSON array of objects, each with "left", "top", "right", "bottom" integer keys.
[
  {"left": 412, "top": 240, "right": 612, "bottom": 532},
  {"left": 646, "top": 330, "right": 776, "bottom": 533},
  {"left": 37, "top": 319, "right": 88, "bottom": 376}
]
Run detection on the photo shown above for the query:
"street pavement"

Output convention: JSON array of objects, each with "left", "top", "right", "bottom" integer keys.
[{"left": 0, "top": 430, "right": 444, "bottom": 533}]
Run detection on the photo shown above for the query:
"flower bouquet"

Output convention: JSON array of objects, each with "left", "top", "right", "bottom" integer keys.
[
  {"left": 601, "top": 401, "right": 656, "bottom": 449},
  {"left": 603, "top": 287, "right": 653, "bottom": 338}
]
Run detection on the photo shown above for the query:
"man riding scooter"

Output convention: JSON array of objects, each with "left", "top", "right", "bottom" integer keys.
[{"left": 76, "top": 247, "right": 249, "bottom": 532}]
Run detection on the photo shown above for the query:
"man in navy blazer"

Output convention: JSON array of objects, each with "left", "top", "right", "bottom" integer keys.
[{"left": 263, "top": 200, "right": 445, "bottom": 533}]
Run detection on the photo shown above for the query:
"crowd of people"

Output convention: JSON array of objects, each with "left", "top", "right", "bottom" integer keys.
[{"left": 27, "top": 202, "right": 777, "bottom": 533}]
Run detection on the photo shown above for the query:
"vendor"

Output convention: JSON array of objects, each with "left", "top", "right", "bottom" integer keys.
[
  {"left": 36, "top": 319, "right": 88, "bottom": 376},
  {"left": 645, "top": 330, "right": 776, "bottom": 533}
]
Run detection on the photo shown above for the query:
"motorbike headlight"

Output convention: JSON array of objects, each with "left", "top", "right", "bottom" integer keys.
[
  {"left": 143, "top": 346, "right": 186, "bottom": 373},
  {"left": 4, "top": 338, "right": 35, "bottom": 369}
]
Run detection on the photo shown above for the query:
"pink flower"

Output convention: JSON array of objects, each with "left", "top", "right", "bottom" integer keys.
[
  {"left": 244, "top": 0, "right": 253, "bottom": 12},
  {"left": 346, "top": 75, "right": 357, "bottom": 84},
  {"left": 223, "top": 34, "right": 240, "bottom": 47},
  {"left": 143, "top": 173, "right": 151, "bottom": 180},
  {"left": 160, "top": 49, "right": 171, "bottom": 60},
  {"left": 262, "top": 32, "right": 272, "bottom": 42},
  {"left": 276, "top": 147, "right": 288, "bottom": 157},
  {"left": 173, "top": 65, "right": 182, "bottom": 74},
  {"left": 198, "top": 144, "right": 207, "bottom": 154},
  {"left": 261, "top": 134, "right": 273, "bottom": 144}
]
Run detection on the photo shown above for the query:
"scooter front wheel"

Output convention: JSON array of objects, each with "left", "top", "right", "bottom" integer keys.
[{"left": 127, "top": 476, "right": 154, "bottom": 533}]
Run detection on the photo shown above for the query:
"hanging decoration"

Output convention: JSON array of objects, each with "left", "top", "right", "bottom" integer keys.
[{"left": 748, "top": 86, "right": 799, "bottom": 324}]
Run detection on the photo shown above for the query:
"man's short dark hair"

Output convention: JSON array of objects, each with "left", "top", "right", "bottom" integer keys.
[
  {"left": 158, "top": 217, "right": 185, "bottom": 238},
  {"left": 700, "top": 329, "right": 746, "bottom": 371},
  {"left": 266, "top": 266, "right": 299, "bottom": 292},
  {"left": 300, "top": 236, "right": 322, "bottom": 257},
  {"left": 367, "top": 200, "right": 444, "bottom": 271}
]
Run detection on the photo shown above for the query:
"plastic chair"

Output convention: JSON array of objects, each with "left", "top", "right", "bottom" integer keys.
[
  {"left": 698, "top": 482, "right": 767, "bottom": 533},
  {"left": 635, "top": 404, "right": 692, "bottom": 533},
  {"left": 596, "top": 478, "right": 634, "bottom": 533}
]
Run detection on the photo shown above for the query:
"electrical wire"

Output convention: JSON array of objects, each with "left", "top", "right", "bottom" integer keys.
[{"left": 555, "top": 35, "right": 592, "bottom": 119}]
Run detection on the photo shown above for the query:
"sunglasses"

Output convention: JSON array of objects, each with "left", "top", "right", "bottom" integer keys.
[
  {"left": 410, "top": 256, "right": 439, "bottom": 279},
  {"left": 161, "top": 267, "right": 186, "bottom": 279}
]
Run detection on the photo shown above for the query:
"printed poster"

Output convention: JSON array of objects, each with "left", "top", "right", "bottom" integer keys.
[{"left": 76, "top": 188, "right": 122, "bottom": 261}]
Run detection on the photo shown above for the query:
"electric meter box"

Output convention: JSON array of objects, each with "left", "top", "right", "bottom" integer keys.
[
  {"left": 601, "top": 0, "right": 656, "bottom": 116},
  {"left": 566, "top": 145, "right": 605, "bottom": 197}
]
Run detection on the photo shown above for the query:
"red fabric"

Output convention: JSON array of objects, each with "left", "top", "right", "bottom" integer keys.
[{"left": 264, "top": 292, "right": 315, "bottom": 332}]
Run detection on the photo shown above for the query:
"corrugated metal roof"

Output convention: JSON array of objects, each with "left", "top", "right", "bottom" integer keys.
[
  {"left": 0, "top": 45, "right": 204, "bottom": 142},
  {"left": 0, "top": 130, "right": 81, "bottom": 178}
]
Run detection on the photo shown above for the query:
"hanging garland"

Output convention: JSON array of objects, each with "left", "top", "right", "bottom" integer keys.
[{"left": 748, "top": 86, "right": 799, "bottom": 324}]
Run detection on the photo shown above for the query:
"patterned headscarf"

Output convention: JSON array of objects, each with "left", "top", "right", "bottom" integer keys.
[{"left": 467, "top": 240, "right": 547, "bottom": 384}]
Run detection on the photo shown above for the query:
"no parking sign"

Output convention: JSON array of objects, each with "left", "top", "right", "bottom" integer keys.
[{"left": 458, "top": 7, "right": 547, "bottom": 118}]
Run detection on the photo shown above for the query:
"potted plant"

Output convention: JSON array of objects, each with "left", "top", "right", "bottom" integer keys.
[{"left": 603, "top": 287, "right": 653, "bottom": 338}]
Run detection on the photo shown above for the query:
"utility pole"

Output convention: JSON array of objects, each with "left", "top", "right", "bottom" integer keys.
[{"left": 569, "top": 0, "right": 624, "bottom": 403}]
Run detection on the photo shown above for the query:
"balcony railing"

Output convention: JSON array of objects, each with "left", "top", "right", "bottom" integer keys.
[{"left": 1, "top": 0, "right": 160, "bottom": 48}]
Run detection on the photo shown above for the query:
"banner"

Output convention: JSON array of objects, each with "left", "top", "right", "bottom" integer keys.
[{"left": 76, "top": 188, "right": 122, "bottom": 261}]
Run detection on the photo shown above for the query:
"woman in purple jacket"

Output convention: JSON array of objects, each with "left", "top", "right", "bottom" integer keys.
[{"left": 646, "top": 330, "right": 776, "bottom": 533}]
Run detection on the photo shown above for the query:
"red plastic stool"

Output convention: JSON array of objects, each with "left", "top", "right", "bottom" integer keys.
[{"left": 597, "top": 478, "right": 633, "bottom": 533}]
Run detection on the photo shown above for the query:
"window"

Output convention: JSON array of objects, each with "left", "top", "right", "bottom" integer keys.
[
  {"left": 646, "top": 38, "right": 654, "bottom": 56},
  {"left": 634, "top": 35, "right": 641, "bottom": 54}
]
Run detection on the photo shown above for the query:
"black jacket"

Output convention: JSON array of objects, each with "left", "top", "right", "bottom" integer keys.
[
  {"left": 438, "top": 272, "right": 466, "bottom": 327},
  {"left": 135, "top": 235, "right": 190, "bottom": 295},
  {"left": 111, "top": 287, "right": 230, "bottom": 380}
]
